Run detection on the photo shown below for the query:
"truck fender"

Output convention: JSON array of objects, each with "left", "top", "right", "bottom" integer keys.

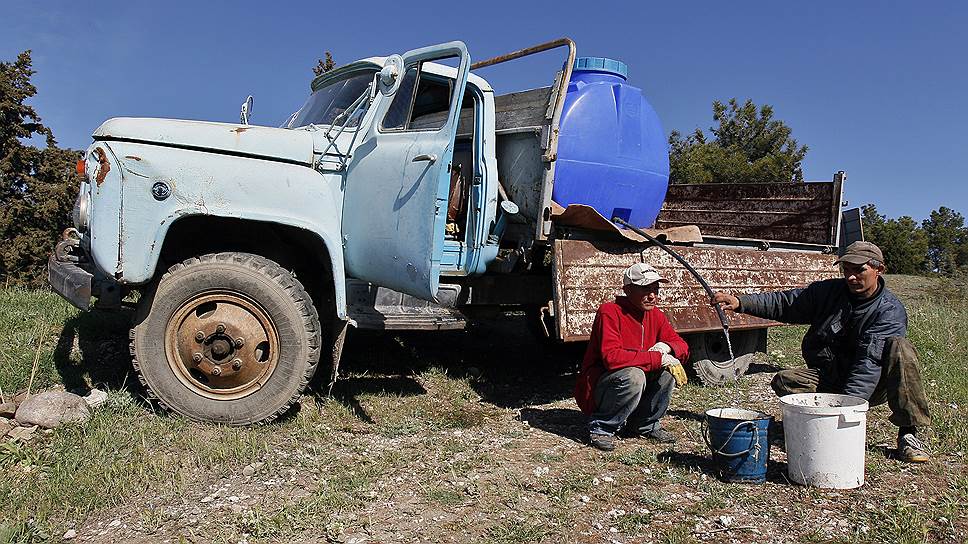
[{"left": 88, "top": 140, "right": 350, "bottom": 319}]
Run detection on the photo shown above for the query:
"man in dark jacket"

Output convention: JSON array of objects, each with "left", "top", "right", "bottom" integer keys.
[
  {"left": 712, "top": 241, "right": 931, "bottom": 463},
  {"left": 575, "top": 263, "right": 690, "bottom": 451}
]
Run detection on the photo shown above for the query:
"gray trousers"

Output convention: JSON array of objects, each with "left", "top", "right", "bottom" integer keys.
[
  {"left": 589, "top": 366, "right": 675, "bottom": 436},
  {"left": 772, "top": 337, "right": 931, "bottom": 428}
]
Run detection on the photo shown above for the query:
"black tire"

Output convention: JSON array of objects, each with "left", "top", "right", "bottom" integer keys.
[
  {"left": 687, "top": 329, "right": 763, "bottom": 387},
  {"left": 130, "top": 252, "right": 321, "bottom": 425}
]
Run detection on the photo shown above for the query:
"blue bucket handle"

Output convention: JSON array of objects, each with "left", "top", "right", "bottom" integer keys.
[{"left": 702, "top": 419, "right": 763, "bottom": 460}]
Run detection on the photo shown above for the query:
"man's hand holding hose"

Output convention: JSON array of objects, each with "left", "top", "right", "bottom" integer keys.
[{"left": 711, "top": 292, "right": 741, "bottom": 312}]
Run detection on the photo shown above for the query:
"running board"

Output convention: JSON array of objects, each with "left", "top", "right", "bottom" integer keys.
[{"left": 346, "top": 280, "right": 467, "bottom": 331}]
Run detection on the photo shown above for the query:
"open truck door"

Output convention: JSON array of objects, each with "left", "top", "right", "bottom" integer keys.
[{"left": 342, "top": 42, "right": 470, "bottom": 302}]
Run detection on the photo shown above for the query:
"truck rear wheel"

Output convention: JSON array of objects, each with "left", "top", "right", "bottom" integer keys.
[
  {"left": 131, "top": 252, "right": 321, "bottom": 425},
  {"left": 687, "top": 329, "right": 764, "bottom": 387}
]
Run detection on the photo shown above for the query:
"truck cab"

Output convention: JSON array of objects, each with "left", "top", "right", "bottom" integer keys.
[{"left": 49, "top": 41, "right": 522, "bottom": 424}]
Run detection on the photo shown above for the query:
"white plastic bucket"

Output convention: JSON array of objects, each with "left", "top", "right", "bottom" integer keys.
[{"left": 780, "top": 393, "right": 869, "bottom": 489}]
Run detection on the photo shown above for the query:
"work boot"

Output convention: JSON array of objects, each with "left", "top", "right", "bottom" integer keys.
[
  {"left": 589, "top": 433, "right": 616, "bottom": 451},
  {"left": 643, "top": 428, "right": 676, "bottom": 444},
  {"left": 897, "top": 433, "right": 930, "bottom": 463}
]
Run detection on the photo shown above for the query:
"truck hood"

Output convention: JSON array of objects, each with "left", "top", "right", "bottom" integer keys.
[{"left": 93, "top": 118, "right": 315, "bottom": 165}]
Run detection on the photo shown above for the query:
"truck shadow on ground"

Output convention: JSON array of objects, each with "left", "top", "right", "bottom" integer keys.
[
  {"left": 52, "top": 308, "right": 140, "bottom": 396},
  {"left": 320, "top": 315, "right": 583, "bottom": 423}
]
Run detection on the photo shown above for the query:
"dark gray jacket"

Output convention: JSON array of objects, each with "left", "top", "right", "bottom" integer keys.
[{"left": 738, "top": 278, "right": 907, "bottom": 399}]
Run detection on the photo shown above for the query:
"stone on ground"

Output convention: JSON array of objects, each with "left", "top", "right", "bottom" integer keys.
[
  {"left": 83, "top": 388, "right": 109, "bottom": 409},
  {"left": 14, "top": 391, "right": 91, "bottom": 429},
  {"left": 0, "top": 417, "right": 14, "bottom": 437},
  {"left": 0, "top": 402, "right": 16, "bottom": 418},
  {"left": 7, "top": 425, "right": 37, "bottom": 441}
]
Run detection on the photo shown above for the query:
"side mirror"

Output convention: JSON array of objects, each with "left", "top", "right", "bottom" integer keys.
[
  {"left": 240, "top": 95, "right": 254, "bottom": 125},
  {"left": 378, "top": 55, "right": 404, "bottom": 96}
]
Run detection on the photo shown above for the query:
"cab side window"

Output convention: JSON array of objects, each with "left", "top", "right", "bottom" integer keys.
[
  {"left": 381, "top": 63, "right": 452, "bottom": 132},
  {"left": 382, "top": 68, "right": 418, "bottom": 130}
]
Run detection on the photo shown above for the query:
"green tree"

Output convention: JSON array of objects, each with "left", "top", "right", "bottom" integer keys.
[
  {"left": 862, "top": 205, "right": 928, "bottom": 275},
  {"left": 861, "top": 204, "right": 886, "bottom": 242},
  {"left": 922, "top": 206, "right": 968, "bottom": 275},
  {"left": 312, "top": 52, "right": 335, "bottom": 77},
  {"left": 0, "top": 50, "right": 81, "bottom": 287},
  {"left": 669, "top": 98, "right": 808, "bottom": 184}
]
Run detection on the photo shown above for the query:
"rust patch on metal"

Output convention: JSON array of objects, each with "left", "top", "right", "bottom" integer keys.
[
  {"left": 124, "top": 155, "right": 143, "bottom": 161},
  {"left": 92, "top": 147, "right": 111, "bottom": 186},
  {"left": 165, "top": 291, "right": 280, "bottom": 400},
  {"left": 232, "top": 127, "right": 250, "bottom": 134},
  {"left": 552, "top": 239, "right": 839, "bottom": 342},
  {"left": 656, "top": 182, "right": 839, "bottom": 245}
]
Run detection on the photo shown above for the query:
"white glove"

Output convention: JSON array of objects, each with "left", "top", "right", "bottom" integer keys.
[
  {"left": 648, "top": 342, "right": 672, "bottom": 355},
  {"left": 660, "top": 353, "right": 680, "bottom": 367}
]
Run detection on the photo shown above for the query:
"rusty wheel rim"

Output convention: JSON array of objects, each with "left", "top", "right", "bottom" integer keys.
[{"left": 165, "top": 291, "right": 280, "bottom": 400}]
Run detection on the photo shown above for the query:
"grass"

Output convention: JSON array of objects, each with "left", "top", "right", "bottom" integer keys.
[
  {"left": 658, "top": 525, "right": 696, "bottom": 544},
  {"left": 485, "top": 518, "right": 550, "bottom": 544},
  {"left": 1, "top": 276, "right": 967, "bottom": 542},
  {"left": 0, "top": 288, "right": 130, "bottom": 397},
  {"left": 617, "top": 446, "right": 656, "bottom": 466},
  {"left": 863, "top": 497, "right": 932, "bottom": 544},
  {"left": 614, "top": 510, "right": 653, "bottom": 533}
]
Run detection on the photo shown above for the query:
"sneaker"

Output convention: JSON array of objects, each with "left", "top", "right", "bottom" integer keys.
[
  {"left": 589, "top": 433, "right": 616, "bottom": 451},
  {"left": 643, "top": 428, "right": 676, "bottom": 444},
  {"left": 897, "top": 433, "right": 930, "bottom": 463}
]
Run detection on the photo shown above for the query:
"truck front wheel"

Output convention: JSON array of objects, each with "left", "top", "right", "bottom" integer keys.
[{"left": 131, "top": 252, "right": 321, "bottom": 425}]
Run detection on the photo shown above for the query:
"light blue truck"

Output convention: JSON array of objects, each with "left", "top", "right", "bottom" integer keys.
[{"left": 48, "top": 39, "right": 845, "bottom": 424}]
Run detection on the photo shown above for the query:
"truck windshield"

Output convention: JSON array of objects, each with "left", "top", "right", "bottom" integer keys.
[{"left": 287, "top": 70, "right": 376, "bottom": 129}]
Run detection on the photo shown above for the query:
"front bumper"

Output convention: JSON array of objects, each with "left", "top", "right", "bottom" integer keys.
[
  {"left": 47, "top": 230, "right": 95, "bottom": 311},
  {"left": 48, "top": 254, "right": 93, "bottom": 311}
]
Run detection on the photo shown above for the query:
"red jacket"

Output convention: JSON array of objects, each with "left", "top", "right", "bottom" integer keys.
[{"left": 574, "top": 296, "right": 689, "bottom": 414}]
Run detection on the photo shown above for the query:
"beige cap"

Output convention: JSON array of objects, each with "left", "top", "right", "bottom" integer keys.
[
  {"left": 835, "top": 241, "right": 884, "bottom": 265},
  {"left": 623, "top": 263, "right": 669, "bottom": 287}
]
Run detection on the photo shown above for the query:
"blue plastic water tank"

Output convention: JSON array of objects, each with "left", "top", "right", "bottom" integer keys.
[{"left": 553, "top": 57, "right": 670, "bottom": 227}]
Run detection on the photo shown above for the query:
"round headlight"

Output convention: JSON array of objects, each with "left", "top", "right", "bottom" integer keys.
[{"left": 73, "top": 185, "right": 90, "bottom": 232}]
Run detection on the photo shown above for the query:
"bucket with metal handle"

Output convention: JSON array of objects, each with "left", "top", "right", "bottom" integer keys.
[{"left": 703, "top": 408, "right": 773, "bottom": 483}]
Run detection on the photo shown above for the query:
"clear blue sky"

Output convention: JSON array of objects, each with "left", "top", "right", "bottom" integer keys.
[{"left": 3, "top": 1, "right": 964, "bottom": 221}]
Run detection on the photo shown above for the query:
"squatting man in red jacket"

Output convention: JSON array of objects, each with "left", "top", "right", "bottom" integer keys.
[{"left": 574, "top": 263, "right": 689, "bottom": 451}]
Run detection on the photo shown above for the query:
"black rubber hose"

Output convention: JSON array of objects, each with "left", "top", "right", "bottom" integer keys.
[{"left": 612, "top": 217, "right": 730, "bottom": 331}]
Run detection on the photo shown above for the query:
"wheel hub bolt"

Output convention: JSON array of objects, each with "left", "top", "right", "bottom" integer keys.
[
  {"left": 215, "top": 323, "right": 226, "bottom": 334},
  {"left": 192, "top": 353, "right": 203, "bottom": 363},
  {"left": 194, "top": 331, "right": 205, "bottom": 342},
  {"left": 231, "top": 358, "right": 242, "bottom": 371},
  {"left": 211, "top": 365, "right": 222, "bottom": 376},
  {"left": 234, "top": 337, "right": 245, "bottom": 348}
]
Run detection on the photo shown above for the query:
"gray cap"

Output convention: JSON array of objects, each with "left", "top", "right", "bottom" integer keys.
[
  {"left": 623, "top": 263, "right": 669, "bottom": 287},
  {"left": 835, "top": 241, "right": 884, "bottom": 265}
]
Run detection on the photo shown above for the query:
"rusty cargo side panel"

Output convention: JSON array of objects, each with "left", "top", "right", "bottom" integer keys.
[
  {"left": 552, "top": 239, "right": 838, "bottom": 341},
  {"left": 655, "top": 179, "right": 843, "bottom": 245}
]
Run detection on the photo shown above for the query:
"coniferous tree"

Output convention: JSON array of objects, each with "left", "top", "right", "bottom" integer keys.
[
  {"left": 669, "top": 98, "right": 807, "bottom": 184},
  {"left": 312, "top": 52, "right": 336, "bottom": 77},
  {"left": 0, "top": 51, "right": 81, "bottom": 287}
]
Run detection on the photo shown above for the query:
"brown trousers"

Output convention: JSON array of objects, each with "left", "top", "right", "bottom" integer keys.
[{"left": 772, "top": 337, "right": 931, "bottom": 428}]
